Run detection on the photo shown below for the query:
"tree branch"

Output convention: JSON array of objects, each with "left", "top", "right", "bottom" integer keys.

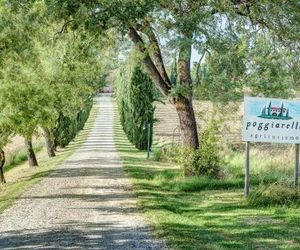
[
  {"left": 128, "top": 27, "right": 171, "bottom": 97},
  {"left": 137, "top": 21, "right": 172, "bottom": 87},
  {"left": 54, "top": 20, "right": 73, "bottom": 41},
  {"left": 196, "top": 50, "right": 207, "bottom": 85}
]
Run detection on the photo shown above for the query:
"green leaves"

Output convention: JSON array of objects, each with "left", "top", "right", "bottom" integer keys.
[
  {"left": 0, "top": 1, "right": 55, "bottom": 139},
  {"left": 194, "top": 36, "right": 246, "bottom": 102},
  {"left": 246, "top": 35, "right": 297, "bottom": 98},
  {"left": 169, "top": 84, "right": 190, "bottom": 98},
  {"left": 52, "top": 100, "right": 93, "bottom": 148},
  {"left": 0, "top": 0, "right": 106, "bottom": 143},
  {"left": 194, "top": 29, "right": 299, "bottom": 102},
  {"left": 0, "top": 127, "right": 11, "bottom": 150},
  {"left": 116, "top": 52, "right": 156, "bottom": 150}
]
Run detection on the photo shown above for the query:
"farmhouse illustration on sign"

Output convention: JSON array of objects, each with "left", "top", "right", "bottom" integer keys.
[
  {"left": 246, "top": 98, "right": 300, "bottom": 124},
  {"left": 259, "top": 101, "right": 293, "bottom": 120}
]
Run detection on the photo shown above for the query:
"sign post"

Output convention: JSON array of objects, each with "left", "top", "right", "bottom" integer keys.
[
  {"left": 295, "top": 144, "right": 299, "bottom": 189},
  {"left": 147, "top": 123, "right": 151, "bottom": 159},
  {"left": 245, "top": 141, "right": 250, "bottom": 197},
  {"left": 243, "top": 97, "right": 300, "bottom": 197}
]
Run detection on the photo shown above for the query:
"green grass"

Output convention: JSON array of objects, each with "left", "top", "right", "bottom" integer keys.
[
  {"left": 224, "top": 147, "right": 294, "bottom": 181},
  {"left": 0, "top": 102, "right": 98, "bottom": 213},
  {"left": 114, "top": 115, "right": 300, "bottom": 249}
]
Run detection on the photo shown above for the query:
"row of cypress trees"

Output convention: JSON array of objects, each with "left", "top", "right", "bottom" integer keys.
[
  {"left": 52, "top": 98, "right": 93, "bottom": 149},
  {"left": 116, "top": 55, "right": 156, "bottom": 150}
]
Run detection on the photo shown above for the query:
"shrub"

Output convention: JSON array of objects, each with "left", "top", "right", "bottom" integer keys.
[
  {"left": 247, "top": 181, "right": 300, "bottom": 207},
  {"left": 156, "top": 126, "right": 221, "bottom": 177},
  {"left": 178, "top": 147, "right": 220, "bottom": 178},
  {"left": 152, "top": 148, "right": 163, "bottom": 161},
  {"left": 178, "top": 123, "right": 221, "bottom": 177}
]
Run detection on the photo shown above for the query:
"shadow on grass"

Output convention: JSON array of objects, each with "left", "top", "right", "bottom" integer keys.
[
  {"left": 114, "top": 111, "right": 300, "bottom": 249},
  {"left": 157, "top": 220, "right": 300, "bottom": 249}
]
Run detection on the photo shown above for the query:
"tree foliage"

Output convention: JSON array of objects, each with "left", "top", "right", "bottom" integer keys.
[
  {"left": 193, "top": 31, "right": 300, "bottom": 102},
  {"left": 46, "top": 0, "right": 300, "bottom": 150},
  {"left": 0, "top": 0, "right": 106, "bottom": 171},
  {"left": 116, "top": 54, "right": 156, "bottom": 150},
  {"left": 0, "top": 1, "right": 56, "bottom": 141},
  {"left": 0, "top": 0, "right": 298, "bottom": 178},
  {"left": 52, "top": 99, "right": 93, "bottom": 148}
]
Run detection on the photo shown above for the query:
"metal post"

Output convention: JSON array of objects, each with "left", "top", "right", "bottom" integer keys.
[
  {"left": 295, "top": 144, "right": 299, "bottom": 189},
  {"left": 75, "top": 118, "right": 78, "bottom": 139},
  {"left": 147, "top": 123, "right": 151, "bottom": 159},
  {"left": 245, "top": 141, "right": 250, "bottom": 197}
]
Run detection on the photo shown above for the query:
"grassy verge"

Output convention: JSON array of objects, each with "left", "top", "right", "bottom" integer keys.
[
  {"left": 114, "top": 115, "right": 300, "bottom": 249},
  {"left": 4, "top": 142, "right": 44, "bottom": 172},
  {"left": 224, "top": 146, "right": 294, "bottom": 181},
  {"left": 0, "top": 102, "right": 98, "bottom": 213}
]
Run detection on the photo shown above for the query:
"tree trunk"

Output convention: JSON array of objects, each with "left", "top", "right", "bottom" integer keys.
[
  {"left": 175, "top": 96, "right": 199, "bottom": 149},
  {"left": 175, "top": 32, "right": 199, "bottom": 148},
  {"left": 128, "top": 27, "right": 199, "bottom": 149},
  {"left": 0, "top": 149, "right": 6, "bottom": 184},
  {"left": 42, "top": 127, "right": 56, "bottom": 157},
  {"left": 25, "top": 139, "right": 38, "bottom": 167}
]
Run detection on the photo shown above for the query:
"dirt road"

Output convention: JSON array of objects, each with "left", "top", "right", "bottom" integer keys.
[{"left": 0, "top": 94, "right": 165, "bottom": 250}]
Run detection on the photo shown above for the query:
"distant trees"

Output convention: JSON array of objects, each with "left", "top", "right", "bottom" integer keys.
[
  {"left": 246, "top": 36, "right": 299, "bottom": 98},
  {"left": 193, "top": 33, "right": 300, "bottom": 102},
  {"left": 116, "top": 54, "right": 156, "bottom": 150},
  {"left": 52, "top": 100, "right": 93, "bottom": 149}
]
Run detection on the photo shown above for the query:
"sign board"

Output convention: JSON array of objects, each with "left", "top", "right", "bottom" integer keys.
[{"left": 242, "top": 97, "right": 300, "bottom": 144}]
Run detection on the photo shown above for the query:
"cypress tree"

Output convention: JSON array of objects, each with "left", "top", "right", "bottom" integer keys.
[
  {"left": 52, "top": 98, "right": 93, "bottom": 149},
  {"left": 116, "top": 58, "right": 155, "bottom": 150}
]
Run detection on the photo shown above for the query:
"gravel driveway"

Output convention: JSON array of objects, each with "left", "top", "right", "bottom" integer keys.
[{"left": 0, "top": 94, "right": 166, "bottom": 250}]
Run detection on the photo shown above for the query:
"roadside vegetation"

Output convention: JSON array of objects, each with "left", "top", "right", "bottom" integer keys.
[
  {"left": 4, "top": 142, "right": 44, "bottom": 172},
  {"left": 0, "top": 103, "right": 97, "bottom": 213},
  {"left": 0, "top": 1, "right": 108, "bottom": 183},
  {"left": 115, "top": 114, "right": 300, "bottom": 249},
  {"left": 115, "top": 51, "right": 157, "bottom": 150},
  {"left": 0, "top": 1, "right": 299, "bottom": 248}
]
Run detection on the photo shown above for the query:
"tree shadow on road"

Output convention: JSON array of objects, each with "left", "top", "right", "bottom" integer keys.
[{"left": 0, "top": 222, "right": 164, "bottom": 249}]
